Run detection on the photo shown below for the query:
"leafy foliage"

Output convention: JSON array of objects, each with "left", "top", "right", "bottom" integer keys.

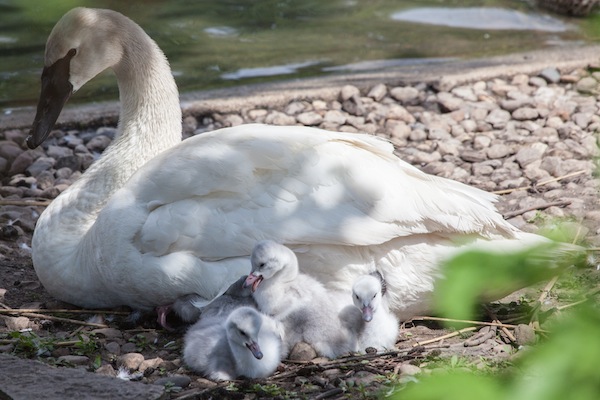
[{"left": 393, "top": 236, "right": 599, "bottom": 400}]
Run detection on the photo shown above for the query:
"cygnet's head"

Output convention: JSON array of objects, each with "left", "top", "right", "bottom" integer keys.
[
  {"left": 352, "top": 275, "right": 383, "bottom": 322},
  {"left": 226, "top": 307, "right": 264, "bottom": 359},
  {"left": 243, "top": 240, "right": 297, "bottom": 292}
]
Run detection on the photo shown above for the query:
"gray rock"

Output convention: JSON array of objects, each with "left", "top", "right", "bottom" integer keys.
[
  {"left": 451, "top": 86, "right": 478, "bottom": 101},
  {"left": 486, "top": 144, "right": 512, "bottom": 159},
  {"left": 296, "top": 111, "right": 323, "bottom": 126},
  {"left": 528, "top": 76, "right": 547, "bottom": 87},
  {"left": 118, "top": 352, "right": 145, "bottom": 371},
  {"left": 399, "top": 363, "right": 422, "bottom": 376},
  {"left": 512, "top": 107, "right": 539, "bottom": 120},
  {"left": 104, "top": 341, "right": 121, "bottom": 355},
  {"left": 576, "top": 76, "right": 598, "bottom": 93},
  {"left": 96, "top": 127, "right": 118, "bottom": 140},
  {"left": 57, "top": 355, "right": 90, "bottom": 366},
  {"left": 515, "top": 143, "right": 548, "bottom": 168},
  {"left": 485, "top": 109, "right": 511, "bottom": 128},
  {"left": 86, "top": 135, "right": 112, "bottom": 152},
  {"left": 390, "top": 86, "right": 419, "bottom": 103},
  {"left": 7, "top": 151, "right": 34, "bottom": 176},
  {"left": 289, "top": 341, "right": 318, "bottom": 361},
  {"left": 92, "top": 327, "right": 124, "bottom": 339},
  {"left": 367, "top": 83, "right": 387, "bottom": 101},
  {"left": 0, "top": 140, "right": 24, "bottom": 163},
  {"left": 460, "top": 150, "right": 487, "bottom": 163},
  {"left": 514, "top": 324, "right": 536, "bottom": 346},
  {"left": 26, "top": 156, "right": 55, "bottom": 177},
  {"left": 340, "top": 85, "right": 360, "bottom": 102},
  {"left": 265, "top": 111, "right": 296, "bottom": 125},
  {"left": 323, "top": 110, "right": 347, "bottom": 125},
  {"left": 342, "top": 96, "right": 365, "bottom": 116},
  {"left": 539, "top": 67, "right": 561, "bottom": 83},
  {"left": 46, "top": 145, "right": 73, "bottom": 159},
  {"left": 437, "top": 92, "right": 463, "bottom": 112},
  {"left": 409, "top": 129, "right": 427, "bottom": 141},
  {"left": 0, "top": 353, "right": 164, "bottom": 400}
]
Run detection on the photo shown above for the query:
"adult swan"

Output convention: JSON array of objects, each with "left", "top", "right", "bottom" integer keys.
[{"left": 27, "top": 8, "right": 544, "bottom": 321}]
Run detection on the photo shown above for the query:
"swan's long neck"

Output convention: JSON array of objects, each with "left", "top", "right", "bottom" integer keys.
[{"left": 32, "top": 17, "right": 181, "bottom": 297}]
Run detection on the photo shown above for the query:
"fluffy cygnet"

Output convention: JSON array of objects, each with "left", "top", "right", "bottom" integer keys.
[
  {"left": 352, "top": 274, "right": 399, "bottom": 351},
  {"left": 183, "top": 306, "right": 284, "bottom": 381},
  {"left": 244, "top": 240, "right": 358, "bottom": 358}
]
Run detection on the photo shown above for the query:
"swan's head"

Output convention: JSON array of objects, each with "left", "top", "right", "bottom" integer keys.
[
  {"left": 244, "top": 240, "right": 298, "bottom": 292},
  {"left": 27, "top": 7, "right": 125, "bottom": 149},
  {"left": 352, "top": 275, "right": 383, "bottom": 322},
  {"left": 226, "top": 307, "right": 264, "bottom": 360}
]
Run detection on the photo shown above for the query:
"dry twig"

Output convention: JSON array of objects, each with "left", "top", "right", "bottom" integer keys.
[
  {"left": 0, "top": 199, "right": 51, "bottom": 207},
  {"left": 503, "top": 200, "right": 572, "bottom": 219},
  {"left": 411, "top": 326, "right": 478, "bottom": 347},
  {"left": 492, "top": 169, "right": 587, "bottom": 195}
]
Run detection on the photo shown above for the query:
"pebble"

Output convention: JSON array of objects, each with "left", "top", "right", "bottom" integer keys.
[
  {"left": 118, "top": 352, "right": 145, "bottom": 371},
  {"left": 514, "top": 324, "right": 537, "bottom": 346},
  {"left": 57, "top": 355, "right": 90, "bottom": 366},
  {"left": 289, "top": 341, "right": 318, "bottom": 361}
]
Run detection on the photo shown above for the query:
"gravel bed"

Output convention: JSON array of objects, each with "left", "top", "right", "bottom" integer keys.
[{"left": 0, "top": 64, "right": 598, "bottom": 399}]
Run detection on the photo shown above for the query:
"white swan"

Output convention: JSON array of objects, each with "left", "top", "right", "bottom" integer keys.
[
  {"left": 27, "top": 7, "right": 548, "bottom": 321},
  {"left": 183, "top": 306, "right": 284, "bottom": 380},
  {"left": 245, "top": 240, "right": 359, "bottom": 358},
  {"left": 352, "top": 274, "right": 399, "bottom": 351}
]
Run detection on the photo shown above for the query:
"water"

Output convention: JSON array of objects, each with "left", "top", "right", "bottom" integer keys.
[{"left": 0, "top": 0, "right": 596, "bottom": 111}]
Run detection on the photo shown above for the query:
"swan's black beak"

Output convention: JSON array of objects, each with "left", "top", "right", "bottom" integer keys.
[{"left": 26, "top": 49, "right": 76, "bottom": 149}]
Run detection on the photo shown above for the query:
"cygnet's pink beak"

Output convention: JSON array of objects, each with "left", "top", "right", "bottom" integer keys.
[
  {"left": 362, "top": 306, "right": 373, "bottom": 322},
  {"left": 246, "top": 340, "right": 263, "bottom": 359},
  {"left": 243, "top": 274, "right": 264, "bottom": 293}
]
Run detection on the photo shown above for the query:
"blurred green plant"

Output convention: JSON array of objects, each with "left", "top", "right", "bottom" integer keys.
[{"left": 392, "top": 235, "right": 599, "bottom": 400}]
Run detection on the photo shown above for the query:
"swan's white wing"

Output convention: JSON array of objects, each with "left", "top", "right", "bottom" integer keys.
[{"left": 118, "top": 124, "right": 516, "bottom": 260}]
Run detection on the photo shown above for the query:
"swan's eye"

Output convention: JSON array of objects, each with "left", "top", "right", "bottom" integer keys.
[
  {"left": 239, "top": 329, "right": 247, "bottom": 337},
  {"left": 372, "top": 294, "right": 376, "bottom": 300},
  {"left": 259, "top": 262, "right": 266, "bottom": 269},
  {"left": 67, "top": 48, "right": 77, "bottom": 58},
  {"left": 354, "top": 294, "right": 359, "bottom": 300}
]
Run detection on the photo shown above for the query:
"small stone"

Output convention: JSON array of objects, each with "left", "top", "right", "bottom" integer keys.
[
  {"left": 154, "top": 375, "right": 191, "bottom": 389},
  {"left": 86, "top": 135, "right": 112, "bottom": 152},
  {"left": 121, "top": 342, "right": 138, "bottom": 354},
  {"left": 104, "top": 341, "right": 121, "bottom": 355},
  {"left": 4, "top": 316, "right": 30, "bottom": 331},
  {"left": 514, "top": 324, "right": 536, "bottom": 346},
  {"left": 437, "top": 92, "right": 463, "bottom": 112},
  {"left": 486, "top": 144, "right": 512, "bottom": 159},
  {"left": 265, "top": 111, "right": 296, "bottom": 125},
  {"left": 92, "top": 327, "right": 123, "bottom": 339},
  {"left": 323, "top": 110, "right": 347, "bottom": 125},
  {"left": 539, "top": 67, "right": 561, "bottom": 83},
  {"left": 576, "top": 76, "right": 598, "bottom": 93},
  {"left": 473, "top": 135, "right": 492, "bottom": 149},
  {"left": 221, "top": 114, "right": 244, "bottom": 127},
  {"left": 485, "top": 109, "right": 511, "bottom": 128},
  {"left": 248, "top": 109, "right": 268, "bottom": 120},
  {"left": 296, "top": 111, "right": 323, "bottom": 126},
  {"left": 515, "top": 143, "right": 548, "bottom": 168},
  {"left": 367, "top": 83, "right": 387, "bottom": 101},
  {"left": 528, "top": 76, "right": 547, "bottom": 87},
  {"left": 182, "top": 116, "right": 198, "bottom": 134},
  {"left": 139, "top": 357, "right": 164, "bottom": 373},
  {"left": 399, "top": 363, "right": 422, "bottom": 376},
  {"left": 8, "top": 152, "right": 35, "bottom": 176},
  {"left": 96, "top": 364, "right": 117, "bottom": 377},
  {"left": 390, "top": 86, "right": 420, "bottom": 103},
  {"left": 340, "top": 85, "right": 360, "bottom": 102},
  {"left": 512, "top": 107, "right": 539, "bottom": 120},
  {"left": 58, "top": 355, "right": 90, "bottom": 366},
  {"left": 289, "top": 341, "right": 317, "bottom": 361},
  {"left": 460, "top": 150, "right": 487, "bottom": 163},
  {"left": 118, "top": 353, "right": 145, "bottom": 371},
  {"left": 409, "top": 129, "right": 427, "bottom": 141}
]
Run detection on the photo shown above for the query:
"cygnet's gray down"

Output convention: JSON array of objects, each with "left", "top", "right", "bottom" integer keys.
[
  {"left": 170, "top": 275, "right": 256, "bottom": 324},
  {"left": 352, "top": 274, "right": 399, "bottom": 351},
  {"left": 183, "top": 306, "right": 285, "bottom": 381},
  {"left": 244, "top": 240, "right": 359, "bottom": 359}
]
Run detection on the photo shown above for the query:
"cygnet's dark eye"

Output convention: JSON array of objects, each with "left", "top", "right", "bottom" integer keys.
[
  {"left": 239, "top": 329, "right": 247, "bottom": 337},
  {"left": 259, "top": 262, "right": 266, "bottom": 269},
  {"left": 354, "top": 294, "right": 359, "bottom": 300},
  {"left": 372, "top": 294, "right": 376, "bottom": 300},
  {"left": 67, "top": 48, "right": 77, "bottom": 57}
]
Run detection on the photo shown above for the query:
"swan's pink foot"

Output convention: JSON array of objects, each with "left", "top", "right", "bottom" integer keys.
[{"left": 156, "top": 304, "right": 174, "bottom": 331}]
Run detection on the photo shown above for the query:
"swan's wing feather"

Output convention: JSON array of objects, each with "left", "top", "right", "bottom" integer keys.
[{"left": 118, "top": 125, "right": 516, "bottom": 259}]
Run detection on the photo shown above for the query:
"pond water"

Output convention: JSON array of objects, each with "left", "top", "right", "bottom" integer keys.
[{"left": 0, "top": 0, "right": 597, "bottom": 111}]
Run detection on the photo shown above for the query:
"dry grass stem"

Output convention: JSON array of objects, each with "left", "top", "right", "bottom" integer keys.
[
  {"left": 492, "top": 169, "right": 587, "bottom": 195},
  {"left": 503, "top": 200, "right": 572, "bottom": 219}
]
